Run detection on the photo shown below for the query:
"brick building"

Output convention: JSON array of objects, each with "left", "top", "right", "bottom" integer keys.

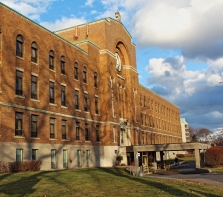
[{"left": 0, "top": 3, "right": 182, "bottom": 170}]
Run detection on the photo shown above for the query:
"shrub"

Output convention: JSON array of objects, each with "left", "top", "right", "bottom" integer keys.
[
  {"left": 0, "top": 160, "right": 42, "bottom": 174},
  {"left": 116, "top": 155, "right": 123, "bottom": 162},
  {"left": 205, "top": 147, "right": 223, "bottom": 167}
]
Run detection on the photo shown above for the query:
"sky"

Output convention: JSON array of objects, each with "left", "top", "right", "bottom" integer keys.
[{"left": 1, "top": 0, "right": 223, "bottom": 132}]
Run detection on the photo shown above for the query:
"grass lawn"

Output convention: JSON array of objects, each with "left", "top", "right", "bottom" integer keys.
[
  {"left": 206, "top": 167, "right": 223, "bottom": 173},
  {"left": 0, "top": 167, "right": 223, "bottom": 197}
]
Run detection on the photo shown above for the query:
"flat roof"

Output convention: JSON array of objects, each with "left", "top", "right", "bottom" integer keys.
[{"left": 126, "top": 143, "right": 210, "bottom": 152}]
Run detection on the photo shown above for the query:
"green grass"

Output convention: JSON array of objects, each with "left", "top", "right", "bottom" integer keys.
[{"left": 0, "top": 168, "right": 223, "bottom": 197}]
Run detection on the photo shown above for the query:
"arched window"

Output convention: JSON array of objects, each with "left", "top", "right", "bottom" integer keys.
[
  {"left": 61, "top": 56, "right": 65, "bottom": 74},
  {"left": 74, "top": 62, "right": 78, "bottom": 80},
  {"left": 83, "top": 66, "right": 87, "bottom": 83},
  {"left": 49, "top": 50, "right": 54, "bottom": 70},
  {"left": 16, "top": 35, "right": 24, "bottom": 57},
  {"left": 31, "top": 42, "right": 38, "bottom": 63},
  {"left": 94, "top": 72, "right": 98, "bottom": 88}
]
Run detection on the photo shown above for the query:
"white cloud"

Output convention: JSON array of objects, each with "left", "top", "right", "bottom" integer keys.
[
  {"left": 85, "top": 0, "right": 94, "bottom": 7},
  {"left": 40, "top": 16, "right": 86, "bottom": 31},
  {"left": 1, "top": 0, "right": 55, "bottom": 20},
  {"left": 146, "top": 55, "right": 223, "bottom": 130}
]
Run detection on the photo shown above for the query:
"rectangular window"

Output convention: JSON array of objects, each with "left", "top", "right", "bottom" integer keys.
[
  {"left": 16, "top": 149, "right": 23, "bottom": 162},
  {"left": 75, "top": 90, "right": 79, "bottom": 109},
  {"left": 86, "top": 150, "right": 90, "bottom": 167},
  {"left": 84, "top": 93, "right": 88, "bottom": 111},
  {"left": 15, "top": 112, "right": 22, "bottom": 136},
  {"left": 62, "top": 120, "right": 66, "bottom": 139},
  {"left": 16, "top": 70, "right": 23, "bottom": 95},
  {"left": 63, "top": 150, "right": 67, "bottom": 168},
  {"left": 49, "top": 82, "right": 54, "bottom": 103},
  {"left": 76, "top": 122, "right": 80, "bottom": 140},
  {"left": 31, "top": 75, "right": 38, "bottom": 99},
  {"left": 85, "top": 124, "right": 89, "bottom": 141},
  {"left": 96, "top": 125, "right": 100, "bottom": 142},
  {"left": 51, "top": 149, "right": 56, "bottom": 169},
  {"left": 95, "top": 96, "right": 99, "bottom": 114},
  {"left": 61, "top": 85, "right": 66, "bottom": 106},
  {"left": 31, "top": 115, "right": 38, "bottom": 137},
  {"left": 140, "top": 95, "right": 142, "bottom": 106},
  {"left": 120, "top": 130, "right": 124, "bottom": 144},
  {"left": 77, "top": 150, "right": 81, "bottom": 167},
  {"left": 50, "top": 118, "right": 55, "bottom": 138},
  {"left": 32, "top": 149, "right": 37, "bottom": 160},
  {"left": 144, "top": 96, "right": 146, "bottom": 107},
  {"left": 113, "top": 127, "right": 116, "bottom": 143},
  {"left": 94, "top": 72, "right": 98, "bottom": 88},
  {"left": 74, "top": 63, "right": 78, "bottom": 80}
]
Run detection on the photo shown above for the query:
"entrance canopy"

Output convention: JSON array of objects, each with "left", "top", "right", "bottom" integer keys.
[{"left": 126, "top": 143, "right": 210, "bottom": 168}]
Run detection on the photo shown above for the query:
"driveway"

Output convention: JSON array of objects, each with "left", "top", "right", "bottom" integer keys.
[{"left": 146, "top": 162, "right": 223, "bottom": 187}]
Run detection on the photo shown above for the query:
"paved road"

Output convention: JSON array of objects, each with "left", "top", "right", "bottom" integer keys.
[{"left": 146, "top": 163, "right": 223, "bottom": 187}]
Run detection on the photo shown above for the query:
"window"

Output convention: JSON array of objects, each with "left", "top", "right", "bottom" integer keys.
[
  {"left": 77, "top": 150, "right": 81, "bottom": 167},
  {"left": 144, "top": 96, "right": 146, "bottom": 107},
  {"left": 63, "top": 150, "right": 67, "bottom": 168},
  {"left": 86, "top": 150, "right": 90, "bottom": 167},
  {"left": 61, "top": 56, "right": 65, "bottom": 74},
  {"left": 141, "top": 113, "right": 143, "bottom": 125},
  {"left": 31, "top": 42, "right": 38, "bottom": 63},
  {"left": 94, "top": 72, "right": 98, "bottom": 88},
  {"left": 84, "top": 93, "right": 88, "bottom": 111},
  {"left": 96, "top": 125, "right": 100, "bottom": 142},
  {"left": 32, "top": 149, "right": 37, "bottom": 160},
  {"left": 75, "top": 90, "right": 79, "bottom": 109},
  {"left": 15, "top": 112, "right": 22, "bottom": 136},
  {"left": 76, "top": 122, "right": 80, "bottom": 140},
  {"left": 120, "top": 130, "right": 124, "bottom": 144},
  {"left": 95, "top": 96, "right": 99, "bottom": 114},
  {"left": 85, "top": 124, "right": 89, "bottom": 141},
  {"left": 62, "top": 120, "right": 66, "bottom": 139},
  {"left": 113, "top": 127, "right": 116, "bottom": 143},
  {"left": 31, "top": 75, "right": 38, "bottom": 99},
  {"left": 16, "top": 149, "right": 23, "bottom": 162},
  {"left": 49, "top": 82, "right": 55, "bottom": 103},
  {"left": 50, "top": 118, "right": 56, "bottom": 138},
  {"left": 83, "top": 66, "right": 87, "bottom": 83},
  {"left": 74, "top": 62, "right": 78, "bottom": 80},
  {"left": 51, "top": 149, "right": 56, "bottom": 169},
  {"left": 61, "top": 85, "right": 66, "bottom": 106},
  {"left": 31, "top": 115, "right": 38, "bottom": 137},
  {"left": 49, "top": 50, "right": 54, "bottom": 70},
  {"left": 16, "top": 35, "right": 23, "bottom": 57},
  {"left": 140, "top": 95, "right": 142, "bottom": 106},
  {"left": 16, "top": 70, "right": 23, "bottom": 95}
]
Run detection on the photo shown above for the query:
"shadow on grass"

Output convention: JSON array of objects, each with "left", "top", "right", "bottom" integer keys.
[
  {"left": 0, "top": 172, "right": 43, "bottom": 196},
  {"left": 98, "top": 167, "right": 222, "bottom": 197}
]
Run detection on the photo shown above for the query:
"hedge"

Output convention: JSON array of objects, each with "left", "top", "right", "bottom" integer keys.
[
  {"left": 0, "top": 160, "right": 42, "bottom": 174},
  {"left": 205, "top": 147, "right": 223, "bottom": 167}
]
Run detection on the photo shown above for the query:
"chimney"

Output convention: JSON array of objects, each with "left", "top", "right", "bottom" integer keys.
[{"left": 115, "top": 12, "right": 121, "bottom": 22}]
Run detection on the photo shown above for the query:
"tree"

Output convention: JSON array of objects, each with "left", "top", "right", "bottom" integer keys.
[
  {"left": 216, "top": 136, "right": 223, "bottom": 146},
  {"left": 188, "top": 127, "right": 212, "bottom": 142}
]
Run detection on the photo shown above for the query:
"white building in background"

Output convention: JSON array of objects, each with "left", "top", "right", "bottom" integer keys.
[{"left": 180, "top": 118, "right": 190, "bottom": 143}]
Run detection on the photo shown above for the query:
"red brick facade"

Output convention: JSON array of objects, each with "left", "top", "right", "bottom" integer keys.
[{"left": 0, "top": 3, "right": 182, "bottom": 169}]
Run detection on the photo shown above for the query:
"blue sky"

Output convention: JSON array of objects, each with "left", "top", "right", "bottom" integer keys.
[{"left": 2, "top": 0, "right": 223, "bottom": 132}]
